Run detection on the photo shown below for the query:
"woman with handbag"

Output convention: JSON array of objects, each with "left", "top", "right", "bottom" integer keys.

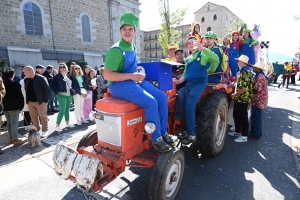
[
  {"left": 50, "top": 63, "right": 75, "bottom": 132},
  {"left": 69, "top": 65, "right": 88, "bottom": 125}
]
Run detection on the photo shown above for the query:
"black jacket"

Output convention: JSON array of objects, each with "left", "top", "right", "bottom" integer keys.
[
  {"left": 42, "top": 70, "right": 53, "bottom": 85},
  {"left": 70, "top": 75, "right": 87, "bottom": 95},
  {"left": 24, "top": 74, "right": 51, "bottom": 104},
  {"left": 50, "top": 73, "right": 73, "bottom": 94},
  {"left": 3, "top": 79, "right": 24, "bottom": 111},
  {"left": 82, "top": 75, "right": 93, "bottom": 91}
]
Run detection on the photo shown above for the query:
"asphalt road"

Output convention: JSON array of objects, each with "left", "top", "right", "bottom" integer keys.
[{"left": 1, "top": 82, "right": 300, "bottom": 200}]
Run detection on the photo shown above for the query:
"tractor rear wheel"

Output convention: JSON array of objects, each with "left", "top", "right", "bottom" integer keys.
[
  {"left": 77, "top": 129, "right": 98, "bottom": 150},
  {"left": 196, "top": 93, "right": 228, "bottom": 157},
  {"left": 149, "top": 148, "right": 185, "bottom": 200}
]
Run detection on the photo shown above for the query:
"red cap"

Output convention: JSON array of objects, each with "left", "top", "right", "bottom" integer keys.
[{"left": 232, "top": 32, "right": 239, "bottom": 36}]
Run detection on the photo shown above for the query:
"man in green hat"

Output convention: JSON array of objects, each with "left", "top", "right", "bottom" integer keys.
[
  {"left": 103, "top": 12, "right": 173, "bottom": 153},
  {"left": 240, "top": 29, "right": 259, "bottom": 65},
  {"left": 205, "top": 31, "right": 223, "bottom": 83}
]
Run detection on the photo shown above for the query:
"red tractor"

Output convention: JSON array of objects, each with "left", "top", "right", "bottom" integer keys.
[{"left": 52, "top": 61, "right": 232, "bottom": 200}]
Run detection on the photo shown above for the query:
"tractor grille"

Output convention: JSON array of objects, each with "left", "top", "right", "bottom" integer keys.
[{"left": 96, "top": 113, "right": 122, "bottom": 147}]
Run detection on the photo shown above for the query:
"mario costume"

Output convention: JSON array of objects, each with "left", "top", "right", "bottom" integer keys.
[
  {"left": 104, "top": 13, "right": 173, "bottom": 153},
  {"left": 206, "top": 31, "right": 223, "bottom": 83},
  {"left": 228, "top": 31, "right": 243, "bottom": 76},
  {"left": 174, "top": 35, "right": 219, "bottom": 144},
  {"left": 240, "top": 29, "right": 259, "bottom": 65}
]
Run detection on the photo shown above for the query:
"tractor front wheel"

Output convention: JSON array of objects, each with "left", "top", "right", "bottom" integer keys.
[
  {"left": 148, "top": 148, "right": 185, "bottom": 200},
  {"left": 77, "top": 129, "right": 98, "bottom": 150}
]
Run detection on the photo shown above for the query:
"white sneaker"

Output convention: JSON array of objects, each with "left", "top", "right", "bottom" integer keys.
[
  {"left": 55, "top": 126, "right": 63, "bottom": 132},
  {"left": 41, "top": 131, "right": 48, "bottom": 137},
  {"left": 77, "top": 120, "right": 82, "bottom": 126},
  {"left": 234, "top": 136, "right": 248, "bottom": 143},
  {"left": 230, "top": 126, "right": 235, "bottom": 132},
  {"left": 81, "top": 119, "right": 89, "bottom": 124},
  {"left": 66, "top": 124, "right": 75, "bottom": 128},
  {"left": 228, "top": 131, "right": 241, "bottom": 137}
]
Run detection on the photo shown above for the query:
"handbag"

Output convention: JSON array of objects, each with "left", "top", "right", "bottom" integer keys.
[{"left": 66, "top": 80, "right": 77, "bottom": 96}]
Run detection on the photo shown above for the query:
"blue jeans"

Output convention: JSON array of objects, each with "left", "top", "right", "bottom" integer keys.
[
  {"left": 250, "top": 105, "right": 263, "bottom": 137},
  {"left": 47, "top": 91, "right": 55, "bottom": 111}
]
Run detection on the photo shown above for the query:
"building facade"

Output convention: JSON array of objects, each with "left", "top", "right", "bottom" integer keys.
[
  {"left": 0, "top": 0, "right": 140, "bottom": 74},
  {"left": 194, "top": 2, "right": 242, "bottom": 40},
  {"left": 140, "top": 2, "right": 242, "bottom": 62}
]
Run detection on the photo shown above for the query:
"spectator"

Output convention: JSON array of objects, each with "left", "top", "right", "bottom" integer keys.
[
  {"left": 0, "top": 76, "right": 5, "bottom": 154},
  {"left": 23, "top": 66, "right": 51, "bottom": 137},
  {"left": 96, "top": 67, "right": 106, "bottom": 101},
  {"left": 52, "top": 69, "right": 59, "bottom": 108},
  {"left": 2, "top": 68, "right": 24, "bottom": 147},
  {"left": 21, "top": 65, "right": 25, "bottom": 79},
  {"left": 82, "top": 65, "right": 94, "bottom": 121},
  {"left": 89, "top": 69, "right": 98, "bottom": 110},
  {"left": 290, "top": 63, "right": 297, "bottom": 84},
  {"left": 35, "top": 64, "right": 45, "bottom": 75},
  {"left": 249, "top": 61, "right": 268, "bottom": 138},
  {"left": 43, "top": 65, "right": 58, "bottom": 114},
  {"left": 228, "top": 55, "right": 253, "bottom": 142},
  {"left": 69, "top": 65, "right": 88, "bottom": 125},
  {"left": 19, "top": 78, "right": 32, "bottom": 127},
  {"left": 50, "top": 63, "right": 75, "bottom": 132}
]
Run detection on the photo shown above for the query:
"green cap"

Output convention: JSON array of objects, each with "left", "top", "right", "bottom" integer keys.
[
  {"left": 205, "top": 31, "right": 218, "bottom": 39},
  {"left": 243, "top": 29, "right": 252, "bottom": 33},
  {"left": 120, "top": 12, "right": 139, "bottom": 29},
  {"left": 241, "top": 23, "right": 247, "bottom": 28},
  {"left": 226, "top": 33, "right": 232, "bottom": 37}
]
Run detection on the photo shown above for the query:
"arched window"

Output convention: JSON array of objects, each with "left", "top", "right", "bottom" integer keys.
[
  {"left": 207, "top": 27, "right": 211, "bottom": 31},
  {"left": 201, "top": 17, "right": 205, "bottom": 22},
  {"left": 81, "top": 15, "right": 91, "bottom": 42},
  {"left": 23, "top": 2, "right": 43, "bottom": 36},
  {"left": 207, "top": 5, "right": 210, "bottom": 11},
  {"left": 213, "top": 14, "right": 217, "bottom": 20}
]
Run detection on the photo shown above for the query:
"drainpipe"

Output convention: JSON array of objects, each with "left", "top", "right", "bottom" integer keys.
[
  {"left": 48, "top": 0, "right": 56, "bottom": 50},
  {"left": 108, "top": 0, "right": 113, "bottom": 45}
]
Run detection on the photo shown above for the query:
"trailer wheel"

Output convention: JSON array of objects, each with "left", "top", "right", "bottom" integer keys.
[
  {"left": 196, "top": 93, "right": 228, "bottom": 157},
  {"left": 77, "top": 129, "right": 98, "bottom": 150},
  {"left": 149, "top": 149, "right": 184, "bottom": 200}
]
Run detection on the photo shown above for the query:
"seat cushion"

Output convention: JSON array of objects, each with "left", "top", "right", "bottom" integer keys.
[{"left": 96, "top": 97, "right": 141, "bottom": 113}]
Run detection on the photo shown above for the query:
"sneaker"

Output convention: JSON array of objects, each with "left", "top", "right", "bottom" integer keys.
[
  {"left": 230, "top": 126, "right": 235, "bottom": 132},
  {"left": 178, "top": 131, "right": 188, "bottom": 140},
  {"left": 234, "top": 136, "right": 248, "bottom": 143},
  {"left": 228, "top": 131, "right": 241, "bottom": 137},
  {"left": 41, "top": 132, "right": 48, "bottom": 138},
  {"left": 77, "top": 120, "right": 82, "bottom": 126},
  {"left": 181, "top": 135, "right": 196, "bottom": 145},
  {"left": 162, "top": 134, "right": 176, "bottom": 146},
  {"left": 81, "top": 119, "right": 89, "bottom": 124},
  {"left": 154, "top": 136, "right": 172, "bottom": 153},
  {"left": 13, "top": 139, "right": 24, "bottom": 147},
  {"left": 66, "top": 124, "right": 75, "bottom": 128},
  {"left": 55, "top": 126, "right": 63, "bottom": 132}
]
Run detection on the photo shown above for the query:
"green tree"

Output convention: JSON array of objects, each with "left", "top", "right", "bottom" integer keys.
[{"left": 158, "top": 0, "right": 186, "bottom": 55}]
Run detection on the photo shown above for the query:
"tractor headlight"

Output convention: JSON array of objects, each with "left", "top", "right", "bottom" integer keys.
[{"left": 145, "top": 123, "right": 156, "bottom": 134}]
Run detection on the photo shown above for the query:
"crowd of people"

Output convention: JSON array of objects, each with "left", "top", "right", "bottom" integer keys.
[{"left": 0, "top": 63, "right": 107, "bottom": 154}]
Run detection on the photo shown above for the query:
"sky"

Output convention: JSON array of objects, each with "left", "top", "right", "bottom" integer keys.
[{"left": 139, "top": 0, "right": 300, "bottom": 58}]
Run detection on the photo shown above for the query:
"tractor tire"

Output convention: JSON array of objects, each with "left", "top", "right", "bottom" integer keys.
[
  {"left": 77, "top": 129, "right": 98, "bottom": 150},
  {"left": 148, "top": 149, "right": 185, "bottom": 200},
  {"left": 196, "top": 93, "right": 228, "bottom": 157}
]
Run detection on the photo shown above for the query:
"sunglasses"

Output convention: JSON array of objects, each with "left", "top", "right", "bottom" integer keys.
[
  {"left": 74, "top": 68, "right": 80, "bottom": 70},
  {"left": 59, "top": 66, "right": 66, "bottom": 68}
]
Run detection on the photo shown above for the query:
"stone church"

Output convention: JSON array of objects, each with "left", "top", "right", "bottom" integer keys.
[{"left": 0, "top": 0, "right": 141, "bottom": 72}]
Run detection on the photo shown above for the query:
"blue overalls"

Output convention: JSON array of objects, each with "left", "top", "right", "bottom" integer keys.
[
  {"left": 109, "top": 46, "right": 168, "bottom": 142},
  {"left": 240, "top": 38, "right": 255, "bottom": 65},
  {"left": 208, "top": 46, "right": 222, "bottom": 83},
  {"left": 228, "top": 42, "right": 239, "bottom": 76},
  {"left": 176, "top": 51, "right": 209, "bottom": 136}
]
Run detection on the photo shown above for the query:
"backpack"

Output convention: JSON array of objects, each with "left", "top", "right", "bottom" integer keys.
[{"left": 218, "top": 47, "right": 229, "bottom": 72}]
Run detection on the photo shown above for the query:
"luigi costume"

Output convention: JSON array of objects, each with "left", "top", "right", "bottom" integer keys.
[
  {"left": 174, "top": 35, "right": 219, "bottom": 144},
  {"left": 205, "top": 31, "right": 223, "bottom": 83},
  {"left": 240, "top": 29, "right": 259, "bottom": 65},
  {"left": 104, "top": 12, "right": 173, "bottom": 153}
]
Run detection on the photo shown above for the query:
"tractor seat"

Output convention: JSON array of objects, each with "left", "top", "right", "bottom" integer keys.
[{"left": 96, "top": 97, "right": 141, "bottom": 113}]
